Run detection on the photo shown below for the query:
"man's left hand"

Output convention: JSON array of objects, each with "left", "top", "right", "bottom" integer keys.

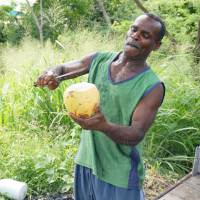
[{"left": 69, "top": 108, "right": 108, "bottom": 131}]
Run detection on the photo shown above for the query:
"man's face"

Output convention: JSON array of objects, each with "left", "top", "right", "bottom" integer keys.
[{"left": 124, "top": 15, "right": 161, "bottom": 59}]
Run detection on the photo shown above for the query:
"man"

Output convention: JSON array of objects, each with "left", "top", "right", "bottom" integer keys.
[{"left": 36, "top": 13, "right": 166, "bottom": 200}]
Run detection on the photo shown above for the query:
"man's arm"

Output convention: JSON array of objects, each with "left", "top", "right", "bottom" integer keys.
[
  {"left": 35, "top": 52, "right": 97, "bottom": 90},
  {"left": 102, "top": 83, "right": 164, "bottom": 145},
  {"left": 70, "top": 83, "right": 164, "bottom": 146}
]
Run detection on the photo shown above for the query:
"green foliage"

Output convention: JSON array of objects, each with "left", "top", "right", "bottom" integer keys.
[
  {"left": 0, "top": 5, "right": 25, "bottom": 44},
  {"left": 111, "top": 20, "right": 132, "bottom": 34},
  {"left": 0, "top": 0, "right": 200, "bottom": 45},
  {"left": 104, "top": 0, "right": 138, "bottom": 22},
  {"left": 0, "top": 5, "right": 12, "bottom": 43},
  {"left": 144, "top": 0, "right": 200, "bottom": 43},
  {"left": 0, "top": 30, "right": 120, "bottom": 194},
  {"left": 0, "top": 126, "right": 80, "bottom": 195},
  {"left": 3, "top": 21, "right": 25, "bottom": 45},
  {"left": 85, "top": 0, "right": 138, "bottom": 27},
  {"left": 144, "top": 44, "right": 200, "bottom": 175},
  {"left": 42, "top": 0, "right": 67, "bottom": 42},
  {"left": 24, "top": 0, "right": 92, "bottom": 42}
]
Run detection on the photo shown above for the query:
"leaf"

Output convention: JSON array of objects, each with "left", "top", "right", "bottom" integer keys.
[
  {"left": 35, "top": 162, "right": 45, "bottom": 169},
  {"left": 45, "top": 169, "right": 55, "bottom": 175},
  {"left": 1, "top": 82, "right": 9, "bottom": 98},
  {"left": 173, "top": 127, "right": 198, "bottom": 133}
]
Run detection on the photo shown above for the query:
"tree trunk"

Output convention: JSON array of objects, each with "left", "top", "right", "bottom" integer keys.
[
  {"left": 134, "top": 0, "right": 148, "bottom": 13},
  {"left": 26, "top": 0, "right": 43, "bottom": 46},
  {"left": 40, "top": 0, "right": 43, "bottom": 45},
  {"left": 96, "top": 0, "right": 111, "bottom": 28},
  {"left": 194, "top": 21, "right": 200, "bottom": 64}
]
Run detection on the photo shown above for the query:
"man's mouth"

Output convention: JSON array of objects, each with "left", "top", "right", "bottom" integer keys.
[{"left": 126, "top": 42, "right": 140, "bottom": 49}]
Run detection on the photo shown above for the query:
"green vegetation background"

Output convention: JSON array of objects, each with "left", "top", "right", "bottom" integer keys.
[{"left": 0, "top": 0, "right": 200, "bottom": 199}]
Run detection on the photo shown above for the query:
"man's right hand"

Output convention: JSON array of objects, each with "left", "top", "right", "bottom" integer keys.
[
  {"left": 34, "top": 71, "right": 60, "bottom": 90},
  {"left": 34, "top": 52, "right": 97, "bottom": 90}
]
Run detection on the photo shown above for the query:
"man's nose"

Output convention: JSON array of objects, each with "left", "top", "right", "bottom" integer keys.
[{"left": 130, "top": 31, "right": 140, "bottom": 40}]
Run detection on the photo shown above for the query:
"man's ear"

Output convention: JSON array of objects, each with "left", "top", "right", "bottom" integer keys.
[
  {"left": 153, "top": 41, "right": 161, "bottom": 51},
  {"left": 153, "top": 41, "right": 162, "bottom": 51}
]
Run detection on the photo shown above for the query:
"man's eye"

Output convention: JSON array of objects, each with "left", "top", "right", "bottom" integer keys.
[
  {"left": 131, "top": 27, "right": 137, "bottom": 32},
  {"left": 143, "top": 33, "right": 149, "bottom": 39}
]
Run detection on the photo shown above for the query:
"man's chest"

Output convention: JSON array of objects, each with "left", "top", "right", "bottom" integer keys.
[{"left": 110, "top": 63, "right": 138, "bottom": 83}]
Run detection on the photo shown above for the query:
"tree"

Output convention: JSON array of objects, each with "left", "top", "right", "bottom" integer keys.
[
  {"left": 0, "top": 5, "right": 12, "bottom": 43},
  {"left": 95, "top": 0, "right": 111, "bottom": 27},
  {"left": 25, "top": 0, "right": 43, "bottom": 45},
  {"left": 194, "top": 21, "right": 200, "bottom": 64},
  {"left": 134, "top": 0, "right": 148, "bottom": 13}
]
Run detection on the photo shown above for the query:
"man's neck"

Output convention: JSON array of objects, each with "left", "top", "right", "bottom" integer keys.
[{"left": 116, "top": 52, "right": 148, "bottom": 72}]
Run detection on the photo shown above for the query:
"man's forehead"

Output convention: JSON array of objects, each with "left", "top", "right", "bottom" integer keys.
[{"left": 132, "top": 15, "right": 161, "bottom": 31}]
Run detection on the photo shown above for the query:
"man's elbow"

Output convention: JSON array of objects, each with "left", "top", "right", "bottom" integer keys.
[{"left": 127, "top": 129, "right": 146, "bottom": 146}]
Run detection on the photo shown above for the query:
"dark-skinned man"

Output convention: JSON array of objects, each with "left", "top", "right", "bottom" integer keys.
[{"left": 35, "top": 13, "right": 166, "bottom": 200}]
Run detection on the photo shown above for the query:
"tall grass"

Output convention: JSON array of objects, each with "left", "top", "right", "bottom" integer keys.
[
  {"left": 145, "top": 41, "right": 200, "bottom": 175},
  {"left": 0, "top": 30, "right": 200, "bottom": 196},
  {"left": 0, "top": 125, "right": 80, "bottom": 195},
  {"left": 0, "top": 30, "right": 122, "bottom": 129},
  {"left": 0, "top": 29, "right": 122, "bottom": 195}
]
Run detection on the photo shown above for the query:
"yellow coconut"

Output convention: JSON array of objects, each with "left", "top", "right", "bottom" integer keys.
[{"left": 63, "top": 82, "right": 100, "bottom": 118}]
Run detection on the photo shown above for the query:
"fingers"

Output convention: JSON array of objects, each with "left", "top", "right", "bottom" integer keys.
[
  {"left": 69, "top": 113, "right": 86, "bottom": 128},
  {"left": 47, "top": 79, "right": 59, "bottom": 90},
  {"left": 68, "top": 110, "right": 106, "bottom": 131},
  {"left": 35, "top": 71, "right": 59, "bottom": 90},
  {"left": 69, "top": 112, "right": 98, "bottom": 127},
  {"left": 69, "top": 113, "right": 83, "bottom": 123},
  {"left": 35, "top": 73, "right": 47, "bottom": 86},
  {"left": 69, "top": 112, "right": 91, "bottom": 123},
  {"left": 94, "top": 105, "right": 101, "bottom": 113}
]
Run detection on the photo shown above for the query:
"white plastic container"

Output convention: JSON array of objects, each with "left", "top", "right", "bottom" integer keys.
[{"left": 0, "top": 179, "right": 28, "bottom": 200}]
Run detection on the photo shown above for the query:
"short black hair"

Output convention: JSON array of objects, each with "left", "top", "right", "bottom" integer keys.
[{"left": 144, "top": 13, "right": 166, "bottom": 41}]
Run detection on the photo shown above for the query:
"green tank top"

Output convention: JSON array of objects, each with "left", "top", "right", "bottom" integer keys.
[{"left": 75, "top": 52, "right": 163, "bottom": 189}]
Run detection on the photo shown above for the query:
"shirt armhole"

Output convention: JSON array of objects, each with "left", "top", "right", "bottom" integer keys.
[
  {"left": 142, "top": 81, "right": 165, "bottom": 106},
  {"left": 88, "top": 52, "right": 99, "bottom": 70}
]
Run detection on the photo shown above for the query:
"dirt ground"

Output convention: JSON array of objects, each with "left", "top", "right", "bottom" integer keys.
[{"left": 144, "top": 167, "right": 178, "bottom": 200}]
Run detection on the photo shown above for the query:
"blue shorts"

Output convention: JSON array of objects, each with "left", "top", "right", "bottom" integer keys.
[{"left": 74, "top": 164, "right": 145, "bottom": 200}]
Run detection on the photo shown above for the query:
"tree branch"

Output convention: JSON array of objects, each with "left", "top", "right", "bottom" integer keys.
[
  {"left": 194, "top": 21, "right": 200, "bottom": 64},
  {"left": 96, "top": 0, "right": 111, "bottom": 27},
  {"left": 134, "top": 0, "right": 148, "bottom": 13},
  {"left": 25, "top": 0, "right": 43, "bottom": 45},
  {"left": 40, "top": 0, "right": 43, "bottom": 45}
]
